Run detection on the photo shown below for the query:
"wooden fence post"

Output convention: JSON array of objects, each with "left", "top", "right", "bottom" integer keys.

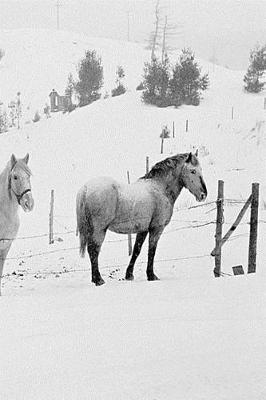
[
  {"left": 264, "top": 98, "right": 266, "bottom": 110},
  {"left": 231, "top": 106, "right": 234, "bottom": 120},
  {"left": 127, "top": 171, "right": 133, "bottom": 256},
  {"left": 146, "top": 156, "right": 149, "bottom": 174},
  {"left": 186, "top": 119, "right": 189, "bottom": 132},
  {"left": 49, "top": 189, "right": 54, "bottom": 244},
  {"left": 248, "top": 183, "right": 259, "bottom": 273},
  {"left": 160, "top": 136, "right": 164, "bottom": 154},
  {"left": 172, "top": 121, "right": 175, "bottom": 138},
  {"left": 213, "top": 180, "right": 224, "bottom": 277}
]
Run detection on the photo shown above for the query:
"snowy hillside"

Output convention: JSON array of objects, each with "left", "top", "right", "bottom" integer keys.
[
  {"left": 1, "top": 29, "right": 266, "bottom": 400},
  {"left": 0, "top": 29, "right": 147, "bottom": 111}
]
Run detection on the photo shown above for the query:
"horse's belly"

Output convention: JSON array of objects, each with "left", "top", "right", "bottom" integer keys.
[
  {"left": 109, "top": 217, "right": 149, "bottom": 234},
  {"left": 108, "top": 200, "right": 153, "bottom": 234}
]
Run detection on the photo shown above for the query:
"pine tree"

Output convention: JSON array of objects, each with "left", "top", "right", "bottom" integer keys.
[
  {"left": 142, "top": 56, "right": 171, "bottom": 107},
  {"left": 75, "top": 50, "right": 103, "bottom": 106},
  {"left": 169, "top": 48, "right": 209, "bottom": 106},
  {"left": 243, "top": 66, "right": 264, "bottom": 93},
  {"left": 244, "top": 45, "right": 266, "bottom": 93}
]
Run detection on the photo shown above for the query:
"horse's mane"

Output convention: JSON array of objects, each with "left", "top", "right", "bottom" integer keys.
[{"left": 141, "top": 153, "right": 198, "bottom": 180}]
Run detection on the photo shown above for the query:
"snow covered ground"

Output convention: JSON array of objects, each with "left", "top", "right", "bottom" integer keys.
[{"left": 0, "top": 29, "right": 266, "bottom": 399}]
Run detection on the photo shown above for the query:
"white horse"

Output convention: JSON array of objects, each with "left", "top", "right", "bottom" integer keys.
[
  {"left": 76, "top": 152, "right": 207, "bottom": 286},
  {"left": 0, "top": 154, "right": 34, "bottom": 295}
]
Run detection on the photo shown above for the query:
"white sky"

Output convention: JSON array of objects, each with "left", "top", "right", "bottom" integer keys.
[{"left": 0, "top": 0, "right": 265, "bottom": 69}]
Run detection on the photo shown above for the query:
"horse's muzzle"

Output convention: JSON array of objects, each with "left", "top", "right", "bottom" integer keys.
[
  {"left": 196, "top": 192, "right": 207, "bottom": 202},
  {"left": 20, "top": 191, "right": 34, "bottom": 212},
  {"left": 200, "top": 192, "right": 207, "bottom": 201}
]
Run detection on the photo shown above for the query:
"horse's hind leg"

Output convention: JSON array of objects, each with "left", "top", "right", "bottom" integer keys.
[
  {"left": 146, "top": 228, "right": 163, "bottom": 281},
  {"left": 87, "top": 230, "right": 106, "bottom": 286},
  {"left": 125, "top": 231, "right": 148, "bottom": 280}
]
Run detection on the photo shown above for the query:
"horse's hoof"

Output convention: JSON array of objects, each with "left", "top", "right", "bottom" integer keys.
[
  {"left": 125, "top": 274, "right": 134, "bottom": 281},
  {"left": 147, "top": 274, "right": 160, "bottom": 281},
  {"left": 93, "top": 278, "right": 105, "bottom": 286}
]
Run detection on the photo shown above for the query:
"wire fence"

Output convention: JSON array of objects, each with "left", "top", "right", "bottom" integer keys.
[
  {"left": 1, "top": 197, "right": 262, "bottom": 242},
  {"left": 1, "top": 197, "right": 265, "bottom": 268}
]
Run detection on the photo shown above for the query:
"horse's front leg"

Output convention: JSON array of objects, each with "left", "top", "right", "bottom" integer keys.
[
  {"left": 146, "top": 228, "right": 163, "bottom": 281},
  {"left": 0, "top": 244, "right": 12, "bottom": 296},
  {"left": 125, "top": 231, "right": 148, "bottom": 280}
]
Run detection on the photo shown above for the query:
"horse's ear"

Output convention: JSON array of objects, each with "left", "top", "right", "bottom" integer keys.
[
  {"left": 186, "top": 152, "right": 193, "bottom": 163},
  {"left": 195, "top": 149, "right": 198, "bottom": 157},
  {"left": 23, "top": 153, "right": 29, "bottom": 164},
  {"left": 10, "top": 154, "right": 17, "bottom": 168}
]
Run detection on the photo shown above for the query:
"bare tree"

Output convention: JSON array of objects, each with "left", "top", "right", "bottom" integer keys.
[
  {"left": 161, "top": 15, "right": 182, "bottom": 63},
  {"left": 161, "top": 15, "right": 168, "bottom": 63},
  {"left": 146, "top": 0, "right": 161, "bottom": 61},
  {"left": 146, "top": 1, "right": 182, "bottom": 62}
]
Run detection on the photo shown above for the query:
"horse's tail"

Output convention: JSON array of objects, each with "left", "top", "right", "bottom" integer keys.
[{"left": 76, "top": 191, "right": 94, "bottom": 258}]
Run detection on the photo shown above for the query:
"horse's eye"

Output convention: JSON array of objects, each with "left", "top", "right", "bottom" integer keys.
[
  {"left": 13, "top": 175, "right": 18, "bottom": 180},
  {"left": 191, "top": 170, "right": 196, "bottom": 174}
]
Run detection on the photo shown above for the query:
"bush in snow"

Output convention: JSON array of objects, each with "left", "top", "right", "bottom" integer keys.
[
  {"left": 75, "top": 50, "right": 103, "bottom": 107},
  {"left": 160, "top": 125, "right": 170, "bottom": 139},
  {"left": 111, "top": 66, "right": 126, "bottom": 97},
  {"left": 136, "top": 82, "right": 144, "bottom": 91},
  {"left": 111, "top": 83, "right": 126, "bottom": 97},
  {"left": 32, "top": 111, "right": 41, "bottom": 123},
  {"left": 243, "top": 44, "right": 266, "bottom": 93}
]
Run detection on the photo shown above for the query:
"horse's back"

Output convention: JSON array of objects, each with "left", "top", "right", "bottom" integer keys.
[
  {"left": 77, "top": 177, "right": 119, "bottom": 226},
  {"left": 108, "top": 179, "right": 159, "bottom": 234}
]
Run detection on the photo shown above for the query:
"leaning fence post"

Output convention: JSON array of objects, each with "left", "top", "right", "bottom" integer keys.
[
  {"left": 172, "top": 121, "right": 175, "bottom": 138},
  {"left": 213, "top": 180, "right": 224, "bottom": 277},
  {"left": 248, "top": 183, "right": 259, "bottom": 273},
  {"left": 49, "top": 189, "right": 54, "bottom": 244},
  {"left": 185, "top": 119, "right": 189, "bottom": 132},
  {"left": 127, "top": 171, "right": 133, "bottom": 256}
]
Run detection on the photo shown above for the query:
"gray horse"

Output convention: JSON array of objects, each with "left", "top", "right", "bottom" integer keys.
[
  {"left": 0, "top": 154, "right": 34, "bottom": 295},
  {"left": 76, "top": 152, "right": 207, "bottom": 286}
]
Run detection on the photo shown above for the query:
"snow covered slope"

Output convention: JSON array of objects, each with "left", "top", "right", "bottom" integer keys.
[
  {"left": 0, "top": 29, "right": 147, "bottom": 110},
  {"left": 0, "top": 29, "right": 266, "bottom": 400}
]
